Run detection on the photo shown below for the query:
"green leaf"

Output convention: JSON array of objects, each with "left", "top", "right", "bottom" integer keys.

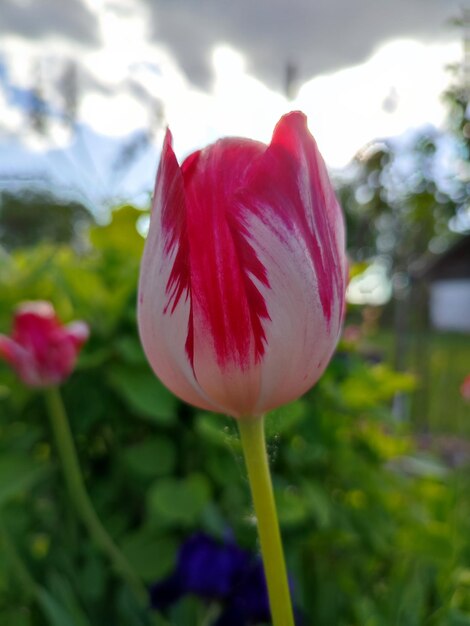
[
  {"left": 169, "top": 595, "right": 205, "bottom": 626},
  {"left": 303, "top": 481, "right": 332, "bottom": 529},
  {"left": 121, "top": 532, "right": 178, "bottom": 581},
  {"left": 0, "top": 454, "right": 48, "bottom": 505},
  {"left": 36, "top": 589, "right": 81, "bottom": 626},
  {"left": 449, "top": 610, "right": 470, "bottom": 626},
  {"left": 47, "top": 573, "right": 91, "bottom": 626},
  {"left": 265, "top": 400, "right": 308, "bottom": 437},
  {"left": 195, "top": 413, "right": 236, "bottom": 448},
  {"left": 124, "top": 437, "right": 176, "bottom": 478},
  {"left": 76, "top": 554, "right": 106, "bottom": 601},
  {"left": 0, "top": 609, "right": 32, "bottom": 626},
  {"left": 114, "top": 336, "right": 147, "bottom": 365},
  {"left": 148, "top": 474, "right": 211, "bottom": 527},
  {"left": 89, "top": 205, "right": 144, "bottom": 258},
  {"left": 0, "top": 384, "right": 10, "bottom": 400},
  {"left": 276, "top": 484, "right": 309, "bottom": 527},
  {"left": 108, "top": 365, "right": 177, "bottom": 424}
]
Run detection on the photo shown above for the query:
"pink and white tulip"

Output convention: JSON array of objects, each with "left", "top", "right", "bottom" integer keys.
[
  {"left": 461, "top": 375, "right": 470, "bottom": 402},
  {"left": 138, "top": 111, "right": 347, "bottom": 418},
  {"left": 0, "top": 301, "right": 89, "bottom": 388}
]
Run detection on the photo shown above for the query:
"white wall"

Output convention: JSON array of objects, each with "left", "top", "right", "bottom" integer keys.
[{"left": 430, "top": 279, "right": 470, "bottom": 332}]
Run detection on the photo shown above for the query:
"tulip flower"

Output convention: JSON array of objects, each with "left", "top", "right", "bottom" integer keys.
[
  {"left": 138, "top": 111, "right": 346, "bottom": 626},
  {"left": 0, "top": 301, "right": 89, "bottom": 387},
  {"left": 461, "top": 374, "right": 470, "bottom": 402},
  {"left": 0, "top": 302, "right": 145, "bottom": 600},
  {"left": 138, "top": 111, "right": 346, "bottom": 418}
]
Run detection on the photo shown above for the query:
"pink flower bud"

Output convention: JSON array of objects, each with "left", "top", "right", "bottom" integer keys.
[
  {"left": 461, "top": 375, "right": 470, "bottom": 402},
  {"left": 0, "top": 301, "right": 89, "bottom": 388},
  {"left": 138, "top": 111, "right": 347, "bottom": 418}
]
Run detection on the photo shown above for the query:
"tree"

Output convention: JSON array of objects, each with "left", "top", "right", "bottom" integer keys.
[{"left": 0, "top": 190, "right": 93, "bottom": 250}]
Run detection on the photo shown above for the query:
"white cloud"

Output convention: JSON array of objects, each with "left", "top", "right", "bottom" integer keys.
[
  {"left": 80, "top": 90, "right": 149, "bottom": 136},
  {"left": 294, "top": 39, "right": 461, "bottom": 167},
  {"left": 0, "top": 0, "right": 463, "bottom": 204}
]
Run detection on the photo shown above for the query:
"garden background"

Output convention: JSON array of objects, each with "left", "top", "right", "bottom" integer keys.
[{"left": 0, "top": 1, "right": 469, "bottom": 625}]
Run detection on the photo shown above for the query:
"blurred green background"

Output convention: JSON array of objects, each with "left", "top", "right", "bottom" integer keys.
[{"left": 0, "top": 197, "right": 468, "bottom": 625}]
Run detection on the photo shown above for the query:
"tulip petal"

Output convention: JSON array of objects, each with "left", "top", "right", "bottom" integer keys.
[
  {"left": 233, "top": 211, "right": 340, "bottom": 414},
  {"left": 250, "top": 111, "right": 346, "bottom": 326},
  {"left": 65, "top": 322, "right": 90, "bottom": 349},
  {"left": 138, "top": 130, "right": 227, "bottom": 413},
  {"left": 0, "top": 335, "right": 40, "bottom": 385},
  {"left": 180, "top": 138, "right": 271, "bottom": 415},
  {"left": 139, "top": 113, "right": 347, "bottom": 418},
  {"left": 230, "top": 111, "right": 347, "bottom": 413},
  {"left": 0, "top": 335, "right": 22, "bottom": 367},
  {"left": 182, "top": 138, "right": 269, "bottom": 370}
]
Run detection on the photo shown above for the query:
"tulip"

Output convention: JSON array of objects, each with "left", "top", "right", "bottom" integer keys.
[
  {"left": 461, "top": 374, "right": 470, "bottom": 402},
  {"left": 0, "top": 302, "right": 145, "bottom": 600},
  {"left": 138, "top": 110, "right": 346, "bottom": 626},
  {"left": 138, "top": 111, "right": 347, "bottom": 418},
  {"left": 0, "top": 301, "right": 89, "bottom": 387}
]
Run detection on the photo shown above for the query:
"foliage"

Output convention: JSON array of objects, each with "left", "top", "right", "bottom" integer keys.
[
  {"left": 442, "top": 38, "right": 470, "bottom": 223},
  {"left": 0, "top": 206, "right": 469, "bottom": 626},
  {"left": 0, "top": 190, "right": 93, "bottom": 251},
  {"left": 337, "top": 132, "right": 459, "bottom": 272},
  {"left": 373, "top": 330, "right": 470, "bottom": 435}
]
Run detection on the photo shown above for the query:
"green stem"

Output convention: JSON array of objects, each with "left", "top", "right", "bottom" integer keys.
[
  {"left": 44, "top": 386, "right": 146, "bottom": 603},
  {"left": 238, "top": 415, "right": 295, "bottom": 626}
]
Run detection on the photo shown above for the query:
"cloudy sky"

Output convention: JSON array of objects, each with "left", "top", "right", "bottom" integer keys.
[{"left": 0, "top": 0, "right": 467, "bottom": 205}]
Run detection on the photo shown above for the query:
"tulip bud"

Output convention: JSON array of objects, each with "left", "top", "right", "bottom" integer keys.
[
  {"left": 138, "top": 111, "right": 347, "bottom": 418},
  {"left": 461, "top": 375, "right": 470, "bottom": 402},
  {"left": 0, "top": 301, "right": 89, "bottom": 387}
]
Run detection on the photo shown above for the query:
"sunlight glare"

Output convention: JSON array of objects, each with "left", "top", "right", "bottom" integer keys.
[{"left": 295, "top": 39, "right": 460, "bottom": 167}]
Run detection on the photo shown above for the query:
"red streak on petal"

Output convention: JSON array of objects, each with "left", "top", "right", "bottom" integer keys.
[
  {"left": 155, "top": 129, "right": 195, "bottom": 365},
  {"left": 225, "top": 207, "right": 270, "bottom": 361},
  {"left": 181, "top": 138, "right": 270, "bottom": 370},
  {"left": 157, "top": 113, "right": 344, "bottom": 374},
  {"left": 158, "top": 130, "right": 191, "bottom": 314}
]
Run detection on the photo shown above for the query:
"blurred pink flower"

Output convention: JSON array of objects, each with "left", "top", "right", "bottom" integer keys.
[
  {"left": 0, "top": 301, "right": 89, "bottom": 387},
  {"left": 460, "top": 375, "right": 470, "bottom": 402},
  {"left": 138, "top": 111, "right": 347, "bottom": 417}
]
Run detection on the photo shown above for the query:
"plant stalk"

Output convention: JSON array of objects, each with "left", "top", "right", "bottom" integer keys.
[
  {"left": 238, "top": 414, "right": 295, "bottom": 626},
  {"left": 44, "top": 386, "right": 146, "bottom": 603}
]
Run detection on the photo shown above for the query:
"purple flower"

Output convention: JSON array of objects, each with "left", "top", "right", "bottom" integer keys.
[
  {"left": 149, "top": 533, "right": 272, "bottom": 624},
  {"left": 215, "top": 559, "right": 271, "bottom": 625}
]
